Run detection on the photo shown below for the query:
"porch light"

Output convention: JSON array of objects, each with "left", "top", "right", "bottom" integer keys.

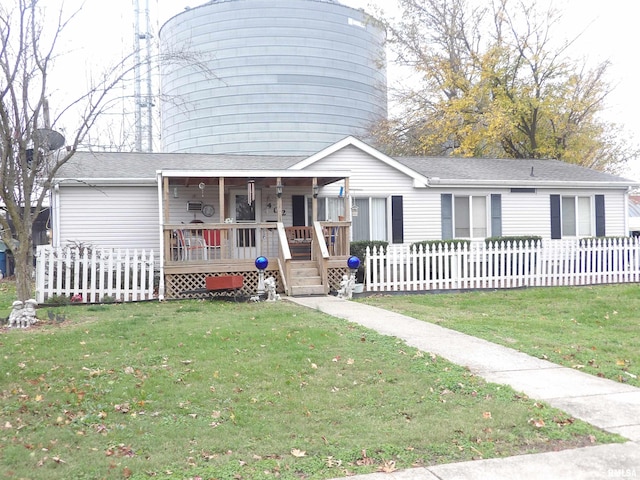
[
  {"left": 351, "top": 203, "right": 359, "bottom": 217},
  {"left": 276, "top": 183, "right": 283, "bottom": 198},
  {"left": 313, "top": 184, "right": 319, "bottom": 198}
]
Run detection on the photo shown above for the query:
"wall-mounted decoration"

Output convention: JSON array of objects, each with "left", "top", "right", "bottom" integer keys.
[{"left": 202, "top": 204, "right": 215, "bottom": 217}]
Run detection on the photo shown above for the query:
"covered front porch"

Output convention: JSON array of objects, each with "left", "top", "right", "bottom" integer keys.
[{"left": 157, "top": 169, "right": 353, "bottom": 298}]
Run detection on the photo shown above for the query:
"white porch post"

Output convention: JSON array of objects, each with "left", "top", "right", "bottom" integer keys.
[{"left": 157, "top": 173, "right": 168, "bottom": 300}]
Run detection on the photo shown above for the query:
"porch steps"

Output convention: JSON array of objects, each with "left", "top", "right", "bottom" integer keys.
[{"left": 289, "top": 261, "right": 326, "bottom": 296}]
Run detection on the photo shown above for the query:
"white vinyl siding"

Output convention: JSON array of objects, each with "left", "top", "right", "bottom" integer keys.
[
  {"left": 57, "top": 186, "right": 159, "bottom": 251},
  {"left": 307, "top": 145, "right": 431, "bottom": 243}
]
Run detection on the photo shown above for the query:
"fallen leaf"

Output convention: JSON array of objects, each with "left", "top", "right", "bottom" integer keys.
[
  {"left": 379, "top": 460, "right": 396, "bottom": 473},
  {"left": 347, "top": 358, "right": 355, "bottom": 365},
  {"left": 529, "top": 418, "right": 545, "bottom": 428},
  {"left": 482, "top": 411, "right": 492, "bottom": 419},
  {"left": 291, "top": 448, "right": 306, "bottom": 457}
]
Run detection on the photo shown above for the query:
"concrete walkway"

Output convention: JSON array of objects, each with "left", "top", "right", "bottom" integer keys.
[{"left": 287, "top": 295, "right": 640, "bottom": 480}]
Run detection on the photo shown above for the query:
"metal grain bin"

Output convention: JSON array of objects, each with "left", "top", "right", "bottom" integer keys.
[{"left": 159, "top": 0, "right": 387, "bottom": 155}]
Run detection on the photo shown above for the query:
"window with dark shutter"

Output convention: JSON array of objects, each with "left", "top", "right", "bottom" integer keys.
[
  {"left": 491, "top": 194, "right": 502, "bottom": 237},
  {"left": 391, "top": 196, "right": 404, "bottom": 244},
  {"left": 595, "top": 195, "right": 605, "bottom": 237},
  {"left": 441, "top": 194, "right": 453, "bottom": 239},
  {"left": 550, "top": 195, "right": 561, "bottom": 239}
]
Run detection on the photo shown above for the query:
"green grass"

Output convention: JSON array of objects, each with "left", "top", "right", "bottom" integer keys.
[
  {"left": 359, "top": 284, "right": 640, "bottom": 388},
  {"left": 0, "top": 283, "right": 625, "bottom": 480}
]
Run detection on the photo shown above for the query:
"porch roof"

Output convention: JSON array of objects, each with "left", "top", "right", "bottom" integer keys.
[{"left": 158, "top": 169, "right": 350, "bottom": 188}]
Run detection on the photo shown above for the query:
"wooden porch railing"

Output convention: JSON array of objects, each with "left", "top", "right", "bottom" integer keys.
[
  {"left": 163, "top": 221, "right": 350, "bottom": 266},
  {"left": 163, "top": 223, "right": 281, "bottom": 264}
]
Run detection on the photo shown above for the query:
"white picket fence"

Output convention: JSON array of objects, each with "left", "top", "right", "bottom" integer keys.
[
  {"left": 365, "top": 238, "right": 640, "bottom": 292},
  {"left": 35, "top": 246, "right": 156, "bottom": 303}
]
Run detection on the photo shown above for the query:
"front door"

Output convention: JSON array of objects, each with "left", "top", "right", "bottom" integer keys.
[
  {"left": 292, "top": 195, "right": 306, "bottom": 226},
  {"left": 230, "top": 189, "right": 261, "bottom": 258}
]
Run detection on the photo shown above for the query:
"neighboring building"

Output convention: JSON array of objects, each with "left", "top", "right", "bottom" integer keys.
[{"left": 51, "top": 137, "right": 637, "bottom": 297}]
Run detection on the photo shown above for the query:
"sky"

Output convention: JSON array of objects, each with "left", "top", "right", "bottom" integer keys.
[{"left": 50, "top": 0, "right": 640, "bottom": 179}]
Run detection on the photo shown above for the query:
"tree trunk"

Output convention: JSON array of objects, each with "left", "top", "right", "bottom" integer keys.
[{"left": 13, "top": 241, "right": 34, "bottom": 302}]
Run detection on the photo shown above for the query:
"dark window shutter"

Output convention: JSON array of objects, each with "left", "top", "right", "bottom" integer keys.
[
  {"left": 292, "top": 195, "right": 306, "bottom": 226},
  {"left": 550, "top": 194, "right": 561, "bottom": 239},
  {"left": 391, "top": 196, "right": 404, "bottom": 244},
  {"left": 441, "top": 194, "right": 453, "bottom": 240},
  {"left": 491, "top": 194, "right": 502, "bottom": 237},
  {"left": 595, "top": 195, "right": 605, "bottom": 237}
]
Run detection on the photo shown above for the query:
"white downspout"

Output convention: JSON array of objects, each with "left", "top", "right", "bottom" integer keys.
[
  {"left": 52, "top": 184, "right": 61, "bottom": 248},
  {"left": 156, "top": 172, "right": 165, "bottom": 300}
]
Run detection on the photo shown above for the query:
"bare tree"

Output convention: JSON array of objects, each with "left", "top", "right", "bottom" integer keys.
[{"left": 0, "top": 0, "right": 205, "bottom": 302}]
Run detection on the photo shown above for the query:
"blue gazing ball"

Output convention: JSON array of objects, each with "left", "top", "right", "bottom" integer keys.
[
  {"left": 347, "top": 255, "right": 360, "bottom": 270},
  {"left": 255, "top": 256, "right": 268, "bottom": 270}
]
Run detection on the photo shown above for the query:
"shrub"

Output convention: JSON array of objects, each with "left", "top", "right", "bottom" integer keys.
[
  {"left": 350, "top": 241, "right": 389, "bottom": 283},
  {"left": 411, "top": 239, "right": 471, "bottom": 251},
  {"left": 47, "top": 294, "right": 70, "bottom": 306},
  {"left": 485, "top": 236, "right": 542, "bottom": 247}
]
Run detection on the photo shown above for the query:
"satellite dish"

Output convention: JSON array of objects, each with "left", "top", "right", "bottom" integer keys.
[{"left": 33, "top": 128, "right": 65, "bottom": 151}]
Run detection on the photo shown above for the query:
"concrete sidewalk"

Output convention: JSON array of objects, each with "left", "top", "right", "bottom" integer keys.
[{"left": 287, "top": 295, "right": 640, "bottom": 480}]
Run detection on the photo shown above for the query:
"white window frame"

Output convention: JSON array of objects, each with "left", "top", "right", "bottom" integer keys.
[
  {"left": 453, "top": 195, "right": 488, "bottom": 239},
  {"left": 561, "top": 195, "right": 593, "bottom": 237},
  {"left": 352, "top": 196, "right": 388, "bottom": 242}
]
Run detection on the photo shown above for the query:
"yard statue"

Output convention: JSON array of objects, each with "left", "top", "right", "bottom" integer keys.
[
  {"left": 7, "top": 299, "right": 38, "bottom": 328},
  {"left": 264, "top": 277, "right": 280, "bottom": 302},
  {"left": 337, "top": 274, "right": 355, "bottom": 300}
]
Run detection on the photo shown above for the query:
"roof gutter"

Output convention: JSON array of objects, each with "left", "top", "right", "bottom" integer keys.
[
  {"left": 56, "top": 178, "right": 156, "bottom": 186},
  {"left": 427, "top": 178, "right": 640, "bottom": 188}
]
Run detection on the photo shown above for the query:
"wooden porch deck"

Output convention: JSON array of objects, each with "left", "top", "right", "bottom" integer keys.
[{"left": 162, "top": 221, "right": 351, "bottom": 299}]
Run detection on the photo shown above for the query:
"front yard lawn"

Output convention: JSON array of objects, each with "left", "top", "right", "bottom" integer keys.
[
  {"left": 359, "top": 284, "right": 640, "bottom": 388},
  {"left": 0, "top": 283, "right": 626, "bottom": 479}
]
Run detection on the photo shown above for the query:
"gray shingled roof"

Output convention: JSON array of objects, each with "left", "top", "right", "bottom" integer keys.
[
  {"left": 57, "top": 149, "right": 635, "bottom": 186},
  {"left": 392, "top": 156, "right": 634, "bottom": 184},
  {"left": 56, "top": 151, "right": 305, "bottom": 180}
]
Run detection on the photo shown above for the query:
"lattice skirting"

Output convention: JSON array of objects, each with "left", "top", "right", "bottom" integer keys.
[
  {"left": 327, "top": 266, "right": 349, "bottom": 292},
  {"left": 165, "top": 270, "right": 283, "bottom": 299}
]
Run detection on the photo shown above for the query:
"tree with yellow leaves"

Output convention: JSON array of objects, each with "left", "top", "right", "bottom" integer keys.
[{"left": 371, "top": 0, "right": 637, "bottom": 172}]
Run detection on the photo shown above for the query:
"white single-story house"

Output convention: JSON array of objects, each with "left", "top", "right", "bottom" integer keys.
[{"left": 51, "top": 136, "right": 637, "bottom": 298}]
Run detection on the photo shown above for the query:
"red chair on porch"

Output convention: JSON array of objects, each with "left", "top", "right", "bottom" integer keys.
[{"left": 203, "top": 229, "right": 221, "bottom": 259}]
